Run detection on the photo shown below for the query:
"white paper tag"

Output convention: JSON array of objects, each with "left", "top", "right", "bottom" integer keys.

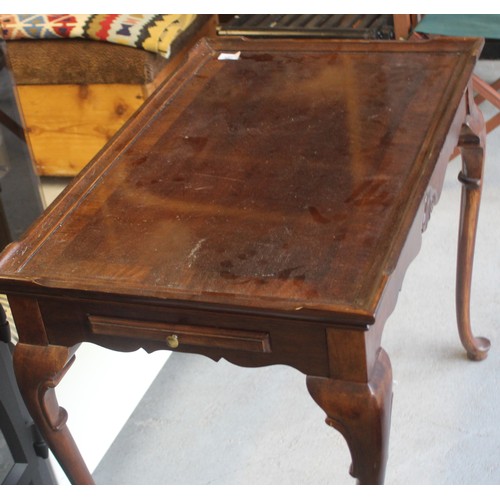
[{"left": 218, "top": 51, "right": 241, "bottom": 61}]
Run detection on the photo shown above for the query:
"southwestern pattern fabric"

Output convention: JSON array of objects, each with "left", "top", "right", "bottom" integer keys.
[{"left": 0, "top": 14, "right": 197, "bottom": 58}]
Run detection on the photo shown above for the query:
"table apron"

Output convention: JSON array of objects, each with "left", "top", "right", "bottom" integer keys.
[{"left": 33, "top": 296, "right": 334, "bottom": 377}]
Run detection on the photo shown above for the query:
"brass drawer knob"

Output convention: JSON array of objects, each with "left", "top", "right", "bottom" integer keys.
[{"left": 166, "top": 334, "right": 179, "bottom": 348}]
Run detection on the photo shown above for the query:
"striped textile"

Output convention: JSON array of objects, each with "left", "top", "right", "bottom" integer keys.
[
  {"left": 0, "top": 14, "right": 197, "bottom": 58},
  {"left": 0, "top": 294, "right": 17, "bottom": 344}
]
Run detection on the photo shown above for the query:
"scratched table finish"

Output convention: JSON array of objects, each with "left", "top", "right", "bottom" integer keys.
[{"left": 0, "top": 38, "right": 490, "bottom": 484}]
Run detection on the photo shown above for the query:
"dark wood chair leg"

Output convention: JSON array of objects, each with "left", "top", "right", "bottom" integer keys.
[
  {"left": 456, "top": 91, "right": 491, "bottom": 361},
  {"left": 306, "top": 349, "right": 393, "bottom": 485},
  {"left": 13, "top": 343, "right": 94, "bottom": 484}
]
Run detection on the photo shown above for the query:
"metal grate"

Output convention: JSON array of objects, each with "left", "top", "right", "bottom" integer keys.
[{"left": 217, "top": 14, "right": 395, "bottom": 40}]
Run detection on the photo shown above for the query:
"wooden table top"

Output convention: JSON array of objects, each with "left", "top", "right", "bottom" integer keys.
[{"left": 0, "top": 37, "right": 482, "bottom": 324}]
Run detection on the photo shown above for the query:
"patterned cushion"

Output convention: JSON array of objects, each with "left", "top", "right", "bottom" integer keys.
[{"left": 0, "top": 14, "right": 197, "bottom": 58}]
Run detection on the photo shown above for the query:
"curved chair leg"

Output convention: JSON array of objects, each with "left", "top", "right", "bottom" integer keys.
[
  {"left": 456, "top": 97, "right": 491, "bottom": 361},
  {"left": 306, "top": 349, "right": 393, "bottom": 485},
  {"left": 13, "top": 343, "right": 95, "bottom": 484}
]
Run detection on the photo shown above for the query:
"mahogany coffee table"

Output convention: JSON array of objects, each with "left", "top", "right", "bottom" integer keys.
[{"left": 0, "top": 37, "right": 490, "bottom": 484}]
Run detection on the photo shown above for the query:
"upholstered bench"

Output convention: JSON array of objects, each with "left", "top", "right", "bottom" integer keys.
[{"left": 1, "top": 14, "right": 215, "bottom": 176}]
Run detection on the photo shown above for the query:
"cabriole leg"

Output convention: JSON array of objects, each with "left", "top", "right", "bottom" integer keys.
[
  {"left": 456, "top": 92, "right": 491, "bottom": 361},
  {"left": 306, "top": 349, "right": 393, "bottom": 485},
  {"left": 13, "top": 343, "right": 94, "bottom": 484}
]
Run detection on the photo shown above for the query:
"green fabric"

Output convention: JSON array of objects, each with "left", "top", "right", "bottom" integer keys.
[{"left": 416, "top": 14, "right": 500, "bottom": 39}]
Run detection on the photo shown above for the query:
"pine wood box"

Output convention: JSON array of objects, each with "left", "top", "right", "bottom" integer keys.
[{"left": 6, "top": 15, "right": 215, "bottom": 177}]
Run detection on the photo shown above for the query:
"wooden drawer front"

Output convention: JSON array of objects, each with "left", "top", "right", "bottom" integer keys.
[{"left": 89, "top": 315, "right": 271, "bottom": 353}]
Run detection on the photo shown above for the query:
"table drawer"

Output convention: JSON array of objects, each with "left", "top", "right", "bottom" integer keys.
[{"left": 88, "top": 315, "right": 272, "bottom": 353}]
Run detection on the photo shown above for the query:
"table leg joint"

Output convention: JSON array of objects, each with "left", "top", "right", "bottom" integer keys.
[{"left": 306, "top": 348, "right": 393, "bottom": 485}]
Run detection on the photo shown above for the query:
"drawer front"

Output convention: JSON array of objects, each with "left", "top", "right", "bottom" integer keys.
[
  {"left": 37, "top": 297, "right": 330, "bottom": 377},
  {"left": 88, "top": 315, "right": 272, "bottom": 353}
]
